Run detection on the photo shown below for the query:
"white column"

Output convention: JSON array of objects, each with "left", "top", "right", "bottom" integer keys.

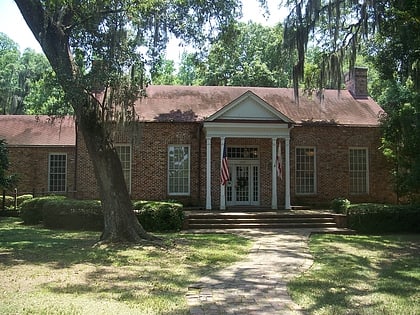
[
  {"left": 285, "top": 136, "right": 291, "bottom": 210},
  {"left": 206, "top": 137, "right": 212, "bottom": 210},
  {"left": 220, "top": 137, "right": 226, "bottom": 210},
  {"left": 271, "top": 138, "right": 278, "bottom": 209}
]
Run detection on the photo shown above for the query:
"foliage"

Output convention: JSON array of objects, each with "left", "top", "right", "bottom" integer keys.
[
  {"left": 197, "top": 22, "right": 293, "bottom": 87},
  {"left": 0, "top": 217, "right": 251, "bottom": 314},
  {"left": 0, "top": 33, "right": 70, "bottom": 115},
  {"left": 2, "top": 194, "right": 33, "bottom": 211},
  {"left": 362, "top": 1, "right": 420, "bottom": 199},
  {"left": 42, "top": 199, "right": 103, "bottom": 230},
  {"left": 133, "top": 201, "right": 184, "bottom": 232},
  {"left": 330, "top": 198, "right": 350, "bottom": 214},
  {"left": 20, "top": 195, "right": 66, "bottom": 225},
  {"left": 289, "top": 234, "right": 420, "bottom": 315},
  {"left": 283, "top": 1, "right": 420, "bottom": 197},
  {"left": 15, "top": 0, "right": 242, "bottom": 242},
  {"left": 0, "top": 139, "right": 17, "bottom": 190},
  {"left": 347, "top": 203, "right": 420, "bottom": 233}
]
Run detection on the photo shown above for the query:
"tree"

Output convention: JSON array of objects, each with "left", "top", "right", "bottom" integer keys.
[
  {"left": 14, "top": 0, "right": 241, "bottom": 243},
  {"left": 150, "top": 57, "right": 179, "bottom": 85},
  {"left": 283, "top": 0, "right": 420, "bottom": 199},
  {"left": 199, "top": 22, "right": 293, "bottom": 87},
  {"left": 0, "top": 33, "right": 20, "bottom": 114},
  {"left": 0, "top": 33, "right": 69, "bottom": 115},
  {"left": 363, "top": 1, "right": 420, "bottom": 200},
  {"left": 0, "top": 139, "right": 17, "bottom": 190}
]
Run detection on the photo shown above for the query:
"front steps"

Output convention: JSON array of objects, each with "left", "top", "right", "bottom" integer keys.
[{"left": 183, "top": 210, "right": 351, "bottom": 232}]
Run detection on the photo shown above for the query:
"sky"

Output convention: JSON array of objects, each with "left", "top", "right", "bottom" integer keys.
[{"left": 0, "top": 0, "right": 288, "bottom": 60}]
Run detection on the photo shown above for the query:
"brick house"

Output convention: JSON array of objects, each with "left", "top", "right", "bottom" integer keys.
[{"left": 0, "top": 68, "right": 396, "bottom": 209}]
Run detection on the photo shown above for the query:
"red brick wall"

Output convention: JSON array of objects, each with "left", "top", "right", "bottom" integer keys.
[
  {"left": 290, "top": 125, "right": 396, "bottom": 205},
  {"left": 75, "top": 122, "right": 396, "bottom": 206},
  {"left": 7, "top": 146, "right": 76, "bottom": 197},
  {"left": 76, "top": 122, "right": 203, "bottom": 206}
]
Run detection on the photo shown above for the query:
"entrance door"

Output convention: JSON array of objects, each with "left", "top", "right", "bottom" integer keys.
[{"left": 226, "top": 163, "right": 259, "bottom": 206}]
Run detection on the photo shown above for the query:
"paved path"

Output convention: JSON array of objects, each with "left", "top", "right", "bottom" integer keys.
[{"left": 186, "top": 229, "right": 313, "bottom": 315}]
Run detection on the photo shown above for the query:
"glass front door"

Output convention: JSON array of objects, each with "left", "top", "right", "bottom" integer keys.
[{"left": 226, "top": 163, "right": 259, "bottom": 206}]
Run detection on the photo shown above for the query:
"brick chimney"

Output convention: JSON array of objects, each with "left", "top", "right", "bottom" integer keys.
[{"left": 345, "top": 67, "right": 368, "bottom": 98}]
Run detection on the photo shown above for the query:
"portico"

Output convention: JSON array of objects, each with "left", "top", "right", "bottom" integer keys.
[{"left": 202, "top": 91, "right": 293, "bottom": 210}]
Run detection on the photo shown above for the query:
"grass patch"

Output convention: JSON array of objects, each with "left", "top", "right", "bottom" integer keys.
[
  {"left": 0, "top": 217, "right": 251, "bottom": 315},
  {"left": 288, "top": 234, "right": 420, "bottom": 315}
]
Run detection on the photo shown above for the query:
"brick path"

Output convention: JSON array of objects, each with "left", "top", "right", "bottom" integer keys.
[{"left": 185, "top": 229, "right": 313, "bottom": 315}]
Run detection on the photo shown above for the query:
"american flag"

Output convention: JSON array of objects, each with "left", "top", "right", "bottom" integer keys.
[
  {"left": 220, "top": 144, "right": 230, "bottom": 185},
  {"left": 276, "top": 141, "right": 283, "bottom": 180}
]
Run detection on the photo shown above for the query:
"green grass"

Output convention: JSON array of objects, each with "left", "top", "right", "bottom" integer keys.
[
  {"left": 0, "top": 217, "right": 251, "bottom": 315},
  {"left": 288, "top": 234, "right": 420, "bottom": 315}
]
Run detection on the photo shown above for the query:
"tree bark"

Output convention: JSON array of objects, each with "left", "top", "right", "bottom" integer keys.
[
  {"left": 15, "top": 0, "right": 157, "bottom": 243},
  {"left": 78, "top": 111, "right": 155, "bottom": 243}
]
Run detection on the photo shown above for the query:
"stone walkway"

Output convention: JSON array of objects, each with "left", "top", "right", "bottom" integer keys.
[{"left": 186, "top": 229, "right": 314, "bottom": 315}]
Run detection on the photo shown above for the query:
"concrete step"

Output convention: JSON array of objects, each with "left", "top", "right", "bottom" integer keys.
[{"left": 183, "top": 211, "right": 348, "bottom": 230}]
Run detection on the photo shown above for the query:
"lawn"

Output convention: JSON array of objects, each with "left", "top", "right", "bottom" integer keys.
[
  {"left": 0, "top": 217, "right": 251, "bottom": 315},
  {"left": 288, "top": 233, "right": 420, "bottom": 315}
]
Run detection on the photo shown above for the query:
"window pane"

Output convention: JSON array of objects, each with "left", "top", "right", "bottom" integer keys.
[
  {"left": 115, "top": 145, "right": 131, "bottom": 193},
  {"left": 295, "top": 147, "right": 315, "bottom": 194},
  {"left": 349, "top": 148, "right": 368, "bottom": 194},
  {"left": 49, "top": 154, "right": 66, "bottom": 192},
  {"left": 168, "top": 145, "right": 190, "bottom": 195}
]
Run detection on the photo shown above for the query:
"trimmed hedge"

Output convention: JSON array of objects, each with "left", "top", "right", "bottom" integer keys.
[
  {"left": 347, "top": 203, "right": 420, "bottom": 233},
  {"left": 133, "top": 201, "right": 184, "bottom": 232},
  {"left": 21, "top": 196, "right": 66, "bottom": 225},
  {"left": 21, "top": 197, "right": 184, "bottom": 232},
  {"left": 42, "top": 199, "right": 103, "bottom": 230}
]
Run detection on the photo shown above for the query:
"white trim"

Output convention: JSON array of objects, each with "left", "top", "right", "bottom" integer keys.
[
  {"left": 206, "top": 137, "right": 212, "bottom": 210},
  {"left": 295, "top": 146, "right": 317, "bottom": 195},
  {"left": 48, "top": 153, "right": 67, "bottom": 193},
  {"left": 349, "top": 147, "right": 369, "bottom": 195},
  {"left": 272, "top": 138, "right": 278, "bottom": 209},
  {"left": 206, "top": 90, "right": 294, "bottom": 123},
  {"left": 167, "top": 144, "right": 191, "bottom": 196},
  {"left": 204, "top": 122, "right": 290, "bottom": 138}
]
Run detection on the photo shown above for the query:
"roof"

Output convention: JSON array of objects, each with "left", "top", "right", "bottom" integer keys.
[
  {"left": 0, "top": 115, "right": 75, "bottom": 146},
  {"left": 0, "top": 86, "right": 383, "bottom": 147},
  {"left": 136, "top": 85, "right": 384, "bottom": 126}
]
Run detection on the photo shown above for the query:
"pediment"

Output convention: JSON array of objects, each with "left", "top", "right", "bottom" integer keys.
[{"left": 206, "top": 90, "right": 293, "bottom": 123}]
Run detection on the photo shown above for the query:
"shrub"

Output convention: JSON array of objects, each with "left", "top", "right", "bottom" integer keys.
[
  {"left": 16, "top": 194, "right": 33, "bottom": 207},
  {"left": 331, "top": 198, "right": 351, "bottom": 213},
  {"left": 42, "top": 199, "right": 103, "bottom": 230},
  {"left": 134, "top": 201, "right": 184, "bottom": 232},
  {"left": 348, "top": 203, "right": 420, "bottom": 233},
  {"left": 2, "top": 194, "right": 32, "bottom": 210},
  {"left": 20, "top": 196, "right": 66, "bottom": 225},
  {"left": 2, "top": 195, "right": 14, "bottom": 209}
]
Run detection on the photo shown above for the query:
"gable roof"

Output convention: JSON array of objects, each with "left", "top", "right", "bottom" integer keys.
[
  {"left": 0, "top": 115, "right": 75, "bottom": 146},
  {"left": 207, "top": 90, "right": 294, "bottom": 123},
  {"left": 136, "top": 85, "right": 384, "bottom": 126}
]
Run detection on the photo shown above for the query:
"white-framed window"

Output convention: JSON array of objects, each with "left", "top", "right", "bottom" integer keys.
[
  {"left": 168, "top": 145, "right": 190, "bottom": 195},
  {"left": 295, "top": 147, "right": 316, "bottom": 194},
  {"left": 349, "top": 148, "right": 369, "bottom": 194},
  {"left": 48, "top": 153, "right": 67, "bottom": 192},
  {"left": 115, "top": 145, "right": 132, "bottom": 193}
]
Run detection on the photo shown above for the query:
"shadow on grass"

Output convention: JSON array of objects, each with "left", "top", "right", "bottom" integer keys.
[
  {"left": 0, "top": 217, "right": 251, "bottom": 314},
  {"left": 288, "top": 233, "right": 420, "bottom": 314}
]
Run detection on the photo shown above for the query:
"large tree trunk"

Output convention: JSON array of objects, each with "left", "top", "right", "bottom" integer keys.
[
  {"left": 15, "top": 0, "right": 156, "bottom": 244},
  {"left": 78, "top": 112, "right": 155, "bottom": 243}
]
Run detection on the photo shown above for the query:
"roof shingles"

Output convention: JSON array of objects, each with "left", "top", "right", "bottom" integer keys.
[{"left": 0, "top": 115, "right": 75, "bottom": 146}]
